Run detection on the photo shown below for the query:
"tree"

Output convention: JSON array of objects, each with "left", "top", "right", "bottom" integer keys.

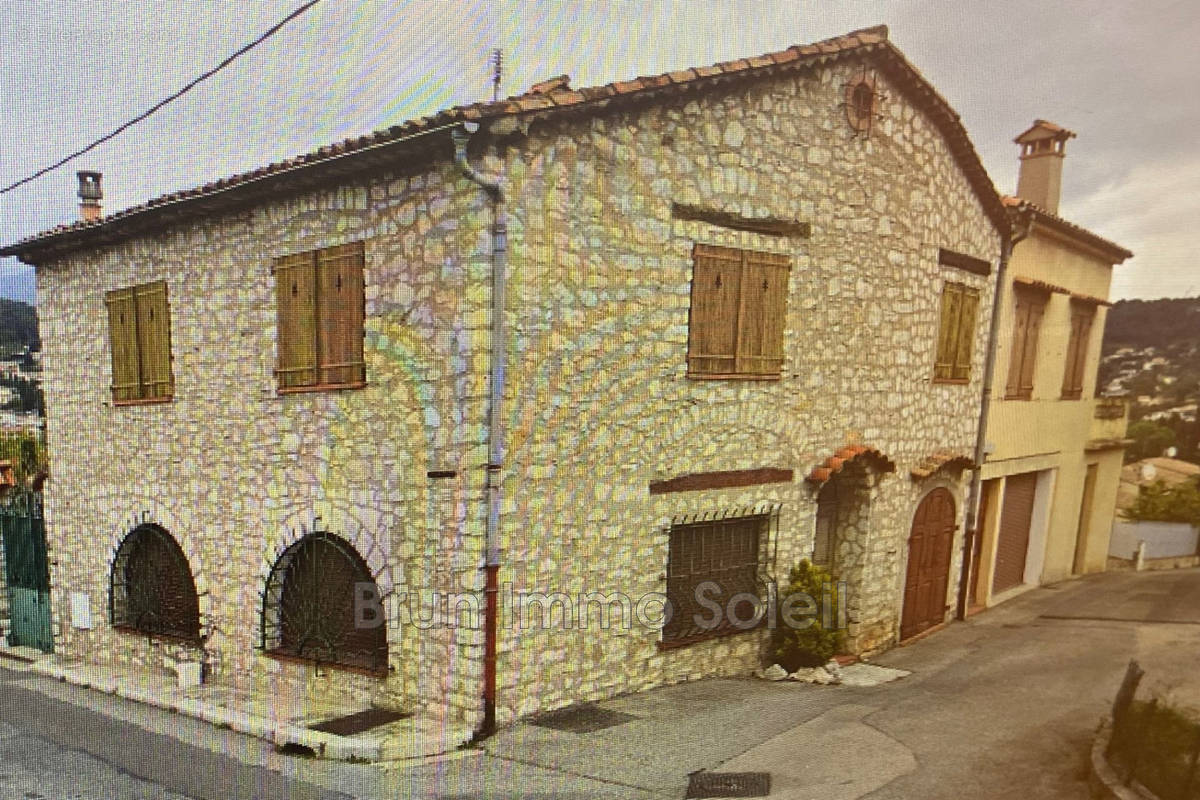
[
  {"left": 1126, "top": 420, "right": 1177, "bottom": 463},
  {"left": 1123, "top": 480, "right": 1200, "bottom": 527}
]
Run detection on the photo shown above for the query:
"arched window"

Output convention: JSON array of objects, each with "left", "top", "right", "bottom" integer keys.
[
  {"left": 261, "top": 531, "right": 386, "bottom": 673},
  {"left": 110, "top": 524, "right": 201, "bottom": 642}
]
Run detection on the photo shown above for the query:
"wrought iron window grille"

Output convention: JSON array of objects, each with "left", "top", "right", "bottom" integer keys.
[{"left": 109, "top": 523, "right": 202, "bottom": 644}]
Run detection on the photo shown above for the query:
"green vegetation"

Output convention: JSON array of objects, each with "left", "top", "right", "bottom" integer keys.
[
  {"left": 1103, "top": 298, "right": 1200, "bottom": 352},
  {"left": 0, "top": 431, "right": 47, "bottom": 485},
  {"left": 1109, "top": 697, "right": 1200, "bottom": 799},
  {"left": 1127, "top": 420, "right": 1179, "bottom": 463},
  {"left": 0, "top": 298, "right": 39, "bottom": 353},
  {"left": 1123, "top": 479, "right": 1200, "bottom": 527},
  {"left": 771, "top": 560, "right": 843, "bottom": 671}
]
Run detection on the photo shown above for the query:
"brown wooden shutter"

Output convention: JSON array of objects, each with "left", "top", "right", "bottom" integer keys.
[
  {"left": 952, "top": 287, "right": 979, "bottom": 381},
  {"left": 104, "top": 287, "right": 142, "bottom": 402},
  {"left": 687, "top": 244, "right": 742, "bottom": 375},
  {"left": 1062, "top": 304, "right": 1093, "bottom": 399},
  {"left": 274, "top": 252, "right": 318, "bottom": 388},
  {"left": 1018, "top": 295, "right": 1044, "bottom": 398},
  {"left": 935, "top": 284, "right": 962, "bottom": 380},
  {"left": 316, "top": 241, "right": 366, "bottom": 386},
  {"left": 134, "top": 281, "right": 173, "bottom": 399},
  {"left": 739, "top": 251, "right": 789, "bottom": 375}
]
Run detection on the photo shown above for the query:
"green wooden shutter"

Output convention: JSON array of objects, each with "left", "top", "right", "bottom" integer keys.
[
  {"left": 952, "top": 287, "right": 979, "bottom": 381},
  {"left": 104, "top": 288, "right": 142, "bottom": 402},
  {"left": 134, "top": 281, "right": 173, "bottom": 399},
  {"left": 687, "top": 244, "right": 742, "bottom": 376},
  {"left": 316, "top": 241, "right": 366, "bottom": 386},
  {"left": 935, "top": 284, "right": 962, "bottom": 381},
  {"left": 274, "top": 251, "right": 318, "bottom": 388}
]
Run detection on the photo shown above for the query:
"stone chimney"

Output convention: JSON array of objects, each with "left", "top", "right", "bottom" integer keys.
[
  {"left": 77, "top": 171, "right": 102, "bottom": 223},
  {"left": 1013, "top": 120, "right": 1076, "bottom": 215}
]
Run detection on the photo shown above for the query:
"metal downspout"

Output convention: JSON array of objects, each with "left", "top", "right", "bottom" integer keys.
[
  {"left": 956, "top": 208, "right": 1034, "bottom": 620},
  {"left": 452, "top": 125, "right": 506, "bottom": 737}
]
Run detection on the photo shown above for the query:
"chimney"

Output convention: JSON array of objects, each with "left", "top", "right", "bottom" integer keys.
[
  {"left": 77, "top": 171, "right": 102, "bottom": 223},
  {"left": 1013, "top": 120, "right": 1075, "bottom": 215}
]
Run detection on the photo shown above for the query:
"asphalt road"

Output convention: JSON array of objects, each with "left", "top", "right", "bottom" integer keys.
[{"left": 1, "top": 567, "right": 1198, "bottom": 799}]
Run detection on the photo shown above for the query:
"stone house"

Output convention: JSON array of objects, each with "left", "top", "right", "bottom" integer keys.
[
  {"left": 969, "top": 121, "right": 1132, "bottom": 609},
  {"left": 1, "top": 26, "right": 1008, "bottom": 731}
]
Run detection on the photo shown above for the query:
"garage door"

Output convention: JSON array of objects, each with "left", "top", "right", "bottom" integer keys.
[
  {"left": 993, "top": 472, "right": 1037, "bottom": 593},
  {"left": 901, "top": 488, "right": 957, "bottom": 641}
]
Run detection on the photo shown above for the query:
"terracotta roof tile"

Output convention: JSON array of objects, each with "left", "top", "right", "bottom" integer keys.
[
  {"left": 1003, "top": 195, "right": 1132, "bottom": 262},
  {"left": 910, "top": 450, "right": 974, "bottom": 480},
  {"left": 2, "top": 23, "right": 1009, "bottom": 260},
  {"left": 805, "top": 444, "right": 896, "bottom": 486}
]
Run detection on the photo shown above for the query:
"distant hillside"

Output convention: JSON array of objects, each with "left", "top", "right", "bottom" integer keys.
[
  {"left": 1102, "top": 298, "right": 1200, "bottom": 352},
  {"left": 0, "top": 298, "right": 39, "bottom": 352}
]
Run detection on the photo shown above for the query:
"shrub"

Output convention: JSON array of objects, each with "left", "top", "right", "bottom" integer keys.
[
  {"left": 771, "top": 560, "right": 844, "bottom": 672},
  {"left": 1123, "top": 479, "right": 1200, "bottom": 527}
]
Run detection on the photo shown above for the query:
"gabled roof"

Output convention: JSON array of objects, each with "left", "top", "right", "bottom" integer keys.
[
  {"left": 2, "top": 24, "right": 1009, "bottom": 264},
  {"left": 1002, "top": 195, "right": 1132, "bottom": 263}
]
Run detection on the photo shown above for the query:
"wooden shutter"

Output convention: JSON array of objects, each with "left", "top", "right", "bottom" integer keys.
[
  {"left": 274, "top": 252, "right": 318, "bottom": 388},
  {"left": 687, "top": 244, "right": 742, "bottom": 375},
  {"left": 104, "top": 288, "right": 142, "bottom": 402},
  {"left": 1018, "top": 295, "right": 1044, "bottom": 398},
  {"left": 935, "top": 284, "right": 962, "bottom": 380},
  {"left": 134, "top": 281, "right": 173, "bottom": 399},
  {"left": 316, "top": 241, "right": 366, "bottom": 386},
  {"left": 1062, "top": 304, "right": 1093, "bottom": 399},
  {"left": 952, "top": 287, "right": 979, "bottom": 381},
  {"left": 740, "top": 251, "right": 789, "bottom": 376}
]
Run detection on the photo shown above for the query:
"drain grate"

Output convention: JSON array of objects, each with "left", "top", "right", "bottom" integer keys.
[
  {"left": 685, "top": 771, "right": 771, "bottom": 798},
  {"left": 529, "top": 703, "right": 638, "bottom": 733},
  {"left": 308, "top": 708, "right": 410, "bottom": 736}
]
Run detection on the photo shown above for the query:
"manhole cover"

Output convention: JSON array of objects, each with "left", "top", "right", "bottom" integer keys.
[
  {"left": 529, "top": 703, "right": 637, "bottom": 733},
  {"left": 686, "top": 771, "right": 771, "bottom": 798},
  {"left": 308, "top": 708, "right": 410, "bottom": 736}
]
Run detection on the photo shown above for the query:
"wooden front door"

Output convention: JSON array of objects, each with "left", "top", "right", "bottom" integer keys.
[
  {"left": 993, "top": 472, "right": 1038, "bottom": 593},
  {"left": 901, "top": 488, "right": 957, "bottom": 641}
]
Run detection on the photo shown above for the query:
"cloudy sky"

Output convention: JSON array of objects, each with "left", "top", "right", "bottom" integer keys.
[{"left": 1, "top": 0, "right": 1197, "bottom": 305}]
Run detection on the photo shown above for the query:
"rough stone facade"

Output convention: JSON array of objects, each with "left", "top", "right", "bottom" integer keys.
[{"left": 30, "top": 53, "right": 1000, "bottom": 727}]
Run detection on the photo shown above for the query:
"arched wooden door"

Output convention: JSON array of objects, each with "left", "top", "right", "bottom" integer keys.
[{"left": 901, "top": 488, "right": 957, "bottom": 641}]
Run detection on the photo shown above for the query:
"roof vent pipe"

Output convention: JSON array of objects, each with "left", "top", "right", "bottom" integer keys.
[{"left": 77, "top": 171, "right": 103, "bottom": 223}]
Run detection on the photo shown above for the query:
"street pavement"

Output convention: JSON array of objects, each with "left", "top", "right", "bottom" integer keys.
[{"left": 1, "top": 567, "right": 1198, "bottom": 799}]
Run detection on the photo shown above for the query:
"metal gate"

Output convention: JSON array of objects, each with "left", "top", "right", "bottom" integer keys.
[{"left": 1, "top": 491, "right": 53, "bottom": 652}]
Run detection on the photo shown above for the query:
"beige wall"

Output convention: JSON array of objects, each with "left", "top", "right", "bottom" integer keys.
[{"left": 979, "top": 223, "right": 1125, "bottom": 605}]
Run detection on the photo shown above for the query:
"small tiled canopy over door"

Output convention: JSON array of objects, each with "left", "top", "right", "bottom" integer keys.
[
  {"left": 993, "top": 472, "right": 1038, "bottom": 593},
  {"left": 901, "top": 487, "right": 957, "bottom": 641}
]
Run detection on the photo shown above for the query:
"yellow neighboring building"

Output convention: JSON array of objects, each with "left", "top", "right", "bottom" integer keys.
[{"left": 972, "top": 121, "right": 1132, "bottom": 608}]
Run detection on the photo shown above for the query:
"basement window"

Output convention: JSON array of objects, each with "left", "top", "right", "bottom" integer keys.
[
  {"left": 110, "top": 524, "right": 202, "bottom": 643},
  {"left": 261, "top": 531, "right": 387, "bottom": 674}
]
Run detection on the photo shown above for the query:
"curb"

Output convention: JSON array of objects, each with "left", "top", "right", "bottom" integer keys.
[
  {"left": 1090, "top": 718, "right": 1159, "bottom": 800},
  {"left": 18, "top": 654, "right": 466, "bottom": 762}
]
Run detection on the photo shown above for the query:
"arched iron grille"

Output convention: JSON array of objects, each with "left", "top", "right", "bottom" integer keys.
[
  {"left": 110, "top": 524, "right": 201, "bottom": 642},
  {"left": 261, "top": 531, "right": 387, "bottom": 673}
]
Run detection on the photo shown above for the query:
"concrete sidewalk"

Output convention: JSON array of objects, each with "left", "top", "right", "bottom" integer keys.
[{"left": 0, "top": 645, "right": 471, "bottom": 762}]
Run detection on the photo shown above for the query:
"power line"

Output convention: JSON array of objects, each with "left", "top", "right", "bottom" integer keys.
[{"left": 0, "top": 0, "right": 324, "bottom": 196}]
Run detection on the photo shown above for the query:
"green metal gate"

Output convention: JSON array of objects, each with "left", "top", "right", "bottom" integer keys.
[{"left": 1, "top": 490, "right": 53, "bottom": 652}]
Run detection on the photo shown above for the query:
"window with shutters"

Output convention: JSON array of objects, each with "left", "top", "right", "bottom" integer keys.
[
  {"left": 1004, "top": 287, "right": 1047, "bottom": 400},
  {"left": 261, "top": 531, "right": 387, "bottom": 674},
  {"left": 110, "top": 524, "right": 202, "bottom": 643},
  {"left": 273, "top": 241, "right": 366, "bottom": 393},
  {"left": 933, "top": 282, "right": 980, "bottom": 382},
  {"left": 104, "top": 280, "right": 174, "bottom": 404},
  {"left": 686, "top": 244, "right": 791, "bottom": 379},
  {"left": 662, "top": 511, "right": 770, "bottom": 647},
  {"left": 1061, "top": 301, "right": 1095, "bottom": 400}
]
